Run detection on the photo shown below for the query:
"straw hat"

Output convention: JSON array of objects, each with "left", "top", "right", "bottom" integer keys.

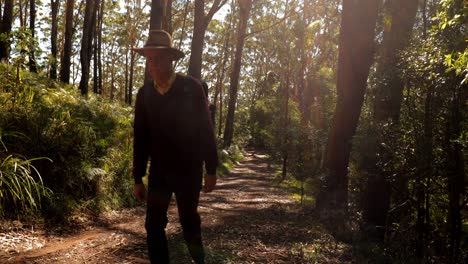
[{"left": 132, "top": 29, "right": 184, "bottom": 60}]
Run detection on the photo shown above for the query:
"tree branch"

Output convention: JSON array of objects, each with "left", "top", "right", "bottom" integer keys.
[
  {"left": 206, "top": 0, "right": 229, "bottom": 23},
  {"left": 245, "top": 10, "right": 296, "bottom": 38}
]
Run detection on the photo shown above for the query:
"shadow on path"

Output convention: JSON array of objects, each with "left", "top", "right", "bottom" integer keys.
[{"left": 3, "top": 151, "right": 352, "bottom": 264}]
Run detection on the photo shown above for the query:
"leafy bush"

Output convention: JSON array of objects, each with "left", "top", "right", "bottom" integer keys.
[
  {"left": 0, "top": 135, "right": 51, "bottom": 217},
  {"left": 0, "top": 64, "right": 134, "bottom": 220}
]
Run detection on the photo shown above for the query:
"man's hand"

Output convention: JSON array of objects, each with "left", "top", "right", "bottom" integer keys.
[
  {"left": 203, "top": 174, "right": 217, "bottom": 193},
  {"left": 133, "top": 183, "right": 147, "bottom": 202}
]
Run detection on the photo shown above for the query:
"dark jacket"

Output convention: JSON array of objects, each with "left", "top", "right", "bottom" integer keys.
[{"left": 133, "top": 74, "right": 218, "bottom": 190}]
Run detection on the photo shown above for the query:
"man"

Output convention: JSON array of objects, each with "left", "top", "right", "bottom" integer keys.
[{"left": 132, "top": 29, "right": 218, "bottom": 264}]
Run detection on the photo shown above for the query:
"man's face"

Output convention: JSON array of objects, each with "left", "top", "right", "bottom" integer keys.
[{"left": 145, "top": 51, "right": 173, "bottom": 78}]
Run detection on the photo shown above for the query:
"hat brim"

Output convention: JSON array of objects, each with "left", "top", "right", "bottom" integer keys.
[{"left": 132, "top": 47, "right": 184, "bottom": 60}]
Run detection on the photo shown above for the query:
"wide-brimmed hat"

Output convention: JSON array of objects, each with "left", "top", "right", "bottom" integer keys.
[{"left": 132, "top": 29, "right": 184, "bottom": 60}]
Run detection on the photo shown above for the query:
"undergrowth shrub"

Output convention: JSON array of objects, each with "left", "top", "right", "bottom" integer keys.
[
  {"left": 0, "top": 134, "right": 52, "bottom": 217},
  {"left": 0, "top": 65, "right": 134, "bottom": 220}
]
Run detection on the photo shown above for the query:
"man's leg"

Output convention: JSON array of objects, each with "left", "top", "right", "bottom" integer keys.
[
  {"left": 175, "top": 189, "right": 204, "bottom": 264},
  {"left": 146, "top": 188, "right": 172, "bottom": 264}
]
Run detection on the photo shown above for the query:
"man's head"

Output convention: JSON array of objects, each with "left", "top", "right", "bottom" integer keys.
[{"left": 132, "top": 30, "right": 184, "bottom": 79}]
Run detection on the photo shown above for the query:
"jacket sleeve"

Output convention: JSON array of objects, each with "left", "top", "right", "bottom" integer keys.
[
  {"left": 132, "top": 87, "right": 150, "bottom": 184},
  {"left": 193, "top": 78, "right": 219, "bottom": 175}
]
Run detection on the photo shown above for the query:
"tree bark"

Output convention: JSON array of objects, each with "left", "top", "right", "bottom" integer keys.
[
  {"left": 188, "top": 0, "right": 227, "bottom": 80},
  {"left": 363, "top": 0, "right": 419, "bottom": 232},
  {"left": 446, "top": 81, "right": 465, "bottom": 263},
  {"left": 163, "top": 0, "right": 172, "bottom": 34},
  {"left": 373, "top": 0, "right": 419, "bottom": 123},
  {"left": 415, "top": 85, "right": 434, "bottom": 257},
  {"left": 0, "top": 0, "right": 14, "bottom": 62},
  {"left": 50, "top": 0, "right": 59, "bottom": 79},
  {"left": 96, "top": 0, "right": 104, "bottom": 94},
  {"left": 60, "top": 0, "right": 74, "bottom": 83},
  {"left": 79, "top": 0, "right": 99, "bottom": 95},
  {"left": 215, "top": 1, "right": 234, "bottom": 137},
  {"left": 223, "top": 0, "right": 253, "bottom": 148},
  {"left": 28, "top": 0, "right": 37, "bottom": 72},
  {"left": 317, "top": 0, "right": 379, "bottom": 213}
]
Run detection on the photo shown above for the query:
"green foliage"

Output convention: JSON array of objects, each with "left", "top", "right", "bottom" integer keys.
[
  {"left": 218, "top": 145, "right": 244, "bottom": 177},
  {"left": 0, "top": 135, "right": 52, "bottom": 217},
  {"left": 0, "top": 64, "right": 134, "bottom": 220}
]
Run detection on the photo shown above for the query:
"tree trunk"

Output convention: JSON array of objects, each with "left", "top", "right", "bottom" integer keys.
[
  {"left": 188, "top": 0, "right": 227, "bottom": 80},
  {"left": 446, "top": 82, "right": 465, "bottom": 263},
  {"left": 415, "top": 85, "right": 434, "bottom": 258},
  {"left": 187, "top": 0, "right": 207, "bottom": 80},
  {"left": 97, "top": 0, "right": 104, "bottom": 94},
  {"left": 363, "top": 0, "right": 419, "bottom": 233},
  {"left": 60, "top": 0, "right": 74, "bottom": 83},
  {"left": 281, "top": 73, "right": 290, "bottom": 180},
  {"left": 216, "top": 2, "right": 234, "bottom": 137},
  {"left": 317, "top": 0, "right": 379, "bottom": 213},
  {"left": 28, "top": 0, "right": 37, "bottom": 72},
  {"left": 373, "top": 0, "right": 419, "bottom": 123},
  {"left": 150, "top": 0, "right": 164, "bottom": 30},
  {"left": 79, "top": 0, "right": 99, "bottom": 96},
  {"left": 145, "top": 0, "right": 166, "bottom": 83},
  {"left": 223, "top": 0, "right": 253, "bottom": 148},
  {"left": 93, "top": 0, "right": 104, "bottom": 94},
  {"left": 163, "top": 0, "right": 172, "bottom": 34},
  {"left": 0, "top": 0, "right": 14, "bottom": 62},
  {"left": 128, "top": 49, "right": 135, "bottom": 105},
  {"left": 297, "top": 0, "right": 308, "bottom": 122},
  {"left": 50, "top": 0, "right": 59, "bottom": 79}
]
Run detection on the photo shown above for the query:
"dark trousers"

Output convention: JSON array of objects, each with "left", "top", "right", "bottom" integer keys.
[{"left": 145, "top": 186, "right": 204, "bottom": 264}]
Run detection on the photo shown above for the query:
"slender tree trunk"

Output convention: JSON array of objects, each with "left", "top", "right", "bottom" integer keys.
[
  {"left": 50, "top": 0, "right": 59, "bottom": 79},
  {"left": 163, "top": 0, "right": 172, "bottom": 34},
  {"left": 188, "top": 0, "right": 227, "bottom": 80},
  {"left": 0, "top": 0, "right": 14, "bottom": 62},
  {"left": 281, "top": 73, "right": 290, "bottom": 180},
  {"left": 223, "top": 0, "right": 253, "bottom": 148},
  {"left": 373, "top": 0, "right": 419, "bottom": 123},
  {"left": 129, "top": 50, "right": 135, "bottom": 104},
  {"left": 188, "top": 0, "right": 207, "bottom": 80},
  {"left": 79, "top": 0, "right": 99, "bottom": 96},
  {"left": 317, "top": 0, "right": 379, "bottom": 213},
  {"left": 297, "top": 0, "right": 308, "bottom": 122},
  {"left": 93, "top": 0, "right": 104, "bottom": 94},
  {"left": 447, "top": 82, "right": 465, "bottom": 263},
  {"left": 216, "top": 1, "right": 234, "bottom": 137},
  {"left": 19, "top": 0, "right": 26, "bottom": 27},
  {"left": 60, "top": 0, "right": 74, "bottom": 83},
  {"left": 28, "top": 0, "right": 37, "bottom": 72},
  {"left": 415, "top": 85, "right": 434, "bottom": 258},
  {"left": 150, "top": 0, "right": 164, "bottom": 30},
  {"left": 97, "top": 0, "right": 104, "bottom": 94},
  {"left": 144, "top": 0, "right": 166, "bottom": 83},
  {"left": 93, "top": 5, "right": 99, "bottom": 94},
  {"left": 363, "top": 0, "right": 419, "bottom": 233}
]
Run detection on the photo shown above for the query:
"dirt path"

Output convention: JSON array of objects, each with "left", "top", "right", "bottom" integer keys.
[{"left": 0, "top": 151, "right": 352, "bottom": 263}]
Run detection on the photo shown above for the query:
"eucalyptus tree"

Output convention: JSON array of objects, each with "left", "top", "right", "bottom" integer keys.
[
  {"left": 79, "top": 0, "right": 100, "bottom": 95},
  {"left": 93, "top": 0, "right": 105, "bottom": 94},
  {"left": 28, "top": 0, "right": 37, "bottom": 72},
  {"left": 317, "top": 0, "right": 380, "bottom": 215},
  {"left": 223, "top": 0, "right": 253, "bottom": 148},
  {"left": 203, "top": 1, "right": 235, "bottom": 136},
  {"left": 49, "top": 0, "right": 60, "bottom": 79},
  {"left": 0, "top": 0, "right": 14, "bottom": 62},
  {"left": 188, "top": 0, "right": 227, "bottom": 80},
  {"left": 363, "top": 0, "right": 419, "bottom": 234},
  {"left": 60, "top": 0, "right": 74, "bottom": 83}
]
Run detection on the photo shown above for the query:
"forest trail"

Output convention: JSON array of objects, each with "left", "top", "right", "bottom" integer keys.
[{"left": 0, "top": 151, "right": 352, "bottom": 264}]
